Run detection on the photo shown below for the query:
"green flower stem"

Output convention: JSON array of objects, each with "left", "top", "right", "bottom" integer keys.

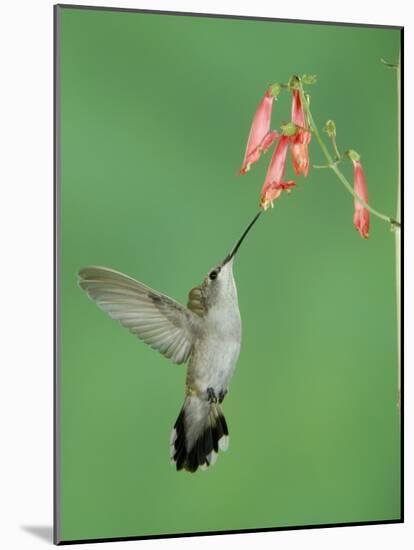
[
  {"left": 313, "top": 163, "right": 333, "bottom": 169},
  {"left": 330, "top": 135, "right": 341, "bottom": 161},
  {"left": 298, "top": 84, "right": 400, "bottom": 229}
]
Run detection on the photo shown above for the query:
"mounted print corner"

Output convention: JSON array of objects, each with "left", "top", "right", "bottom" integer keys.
[{"left": 54, "top": 3, "right": 403, "bottom": 545}]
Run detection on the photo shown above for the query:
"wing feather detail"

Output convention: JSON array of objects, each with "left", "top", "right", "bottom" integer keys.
[{"left": 78, "top": 266, "right": 201, "bottom": 364}]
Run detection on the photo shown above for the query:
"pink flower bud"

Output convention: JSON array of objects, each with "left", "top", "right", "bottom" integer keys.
[
  {"left": 238, "top": 90, "right": 278, "bottom": 175},
  {"left": 260, "top": 135, "right": 296, "bottom": 210},
  {"left": 352, "top": 160, "right": 370, "bottom": 239}
]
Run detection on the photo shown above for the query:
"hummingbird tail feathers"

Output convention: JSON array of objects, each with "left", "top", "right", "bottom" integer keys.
[{"left": 170, "top": 396, "right": 229, "bottom": 473}]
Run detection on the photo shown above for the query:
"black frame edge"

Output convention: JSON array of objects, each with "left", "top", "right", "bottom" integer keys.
[
  {"left": 399, "top": 25, "right": 405, "bottom": 524},
  {"left": 57, "top": 519, "right": 403, "bottom": 546}
]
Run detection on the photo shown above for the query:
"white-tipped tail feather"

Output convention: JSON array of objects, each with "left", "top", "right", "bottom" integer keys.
[{"left": 170, "top": 396, "right": 229, "bottom": 472}]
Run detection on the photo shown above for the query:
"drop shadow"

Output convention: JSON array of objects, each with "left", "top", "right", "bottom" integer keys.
[{"left": 22, "top": 525, "right": 54, "bottom": 543}]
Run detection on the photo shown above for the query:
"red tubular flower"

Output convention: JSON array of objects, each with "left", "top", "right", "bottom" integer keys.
[
  {"left": 291, "top": 89, "right": 306, "bottom": 127},
  {"left": 260, "top": 135, "right": 296, "bottom": 210},
  {"left": 290, "top": 89, "right": 311, "bottom": 176},
  {"left": 290, "top": 129, "right": 311, "bottom": 176},
  {"left": 238, "top": 89, "right": 279, "bottom": 175},
  {"left": 352, "top": 160, "right": 370, "bottom": 239}
]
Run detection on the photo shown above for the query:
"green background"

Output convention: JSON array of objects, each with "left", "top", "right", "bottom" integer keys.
[{"left": 58, "top": 6, "right": 401, "bottom": 542}]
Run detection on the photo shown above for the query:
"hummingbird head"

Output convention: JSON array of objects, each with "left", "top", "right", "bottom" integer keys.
[{"left": 202, "top": 211, "right": 262, "bottom": 308}]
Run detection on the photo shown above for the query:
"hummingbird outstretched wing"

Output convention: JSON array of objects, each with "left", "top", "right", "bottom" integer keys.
[{"left": 78, "top": 266, "right": 201, "bottom": 364}]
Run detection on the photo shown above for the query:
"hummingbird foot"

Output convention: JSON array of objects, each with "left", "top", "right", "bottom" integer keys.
[
  {"left": 206, "top": 387, "right": 228, "bottom": 404},
  {"left": 218, "top": 389, "right": 228, "bottom": 403},
  {"left": 206, "top": 387, "right": 218, "bottom": 404}
]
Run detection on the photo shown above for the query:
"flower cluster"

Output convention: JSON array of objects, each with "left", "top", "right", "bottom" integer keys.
[
  {"left": 237, "top": 80, "right": 371, "bottom": 238},
  {"left": 238, "top": 85, "right": 311, "bottom": 210}
]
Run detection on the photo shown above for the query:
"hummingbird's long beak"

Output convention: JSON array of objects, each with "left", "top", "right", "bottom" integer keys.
[{"left": 222, "top": 211, "right": 262, "bottom": 265}]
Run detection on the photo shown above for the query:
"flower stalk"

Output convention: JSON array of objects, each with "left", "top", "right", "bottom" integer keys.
[
  {"left": 237, "top": 67, "right": 401, "bottom": 409},
  {"left": 297, "top": 81, "right": 400, "bottom": 229},
  {"left": 299, "top": 68, "right": 401, "bottom": 408},
  {"left": 394, "top": 55, "right": 401, "bottom": 409}
]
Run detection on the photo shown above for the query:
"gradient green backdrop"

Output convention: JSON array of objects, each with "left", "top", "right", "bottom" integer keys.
[{"left": 57, "top": 5, "right": 401, "bottom": 542}]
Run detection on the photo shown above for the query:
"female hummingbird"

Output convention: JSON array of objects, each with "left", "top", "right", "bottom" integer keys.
[{"left": 78, "top": 212, "right": 261, "bottom": 473}]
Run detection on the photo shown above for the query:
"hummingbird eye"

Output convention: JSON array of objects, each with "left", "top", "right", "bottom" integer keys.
[{"left": 209, "top": 270, "right": 218, "bottom": 280}]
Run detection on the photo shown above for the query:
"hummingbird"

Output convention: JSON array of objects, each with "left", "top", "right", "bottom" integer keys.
[{"left": 78, "top": 211, "right": 261, "bottom": 473}]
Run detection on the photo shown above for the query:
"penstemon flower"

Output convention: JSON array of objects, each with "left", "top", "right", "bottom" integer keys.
[
  {"left": 260, "top": 135, "right": 296, "bottom": 210},
  {"left": 289, "top": 89, "right": 311, "bottom": 176},
  {"left": 352, "top": 159, "right": 370, "bottom": 239},
  {"left": 238, "top": 89, "right": 279, "bottom": 175}
]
